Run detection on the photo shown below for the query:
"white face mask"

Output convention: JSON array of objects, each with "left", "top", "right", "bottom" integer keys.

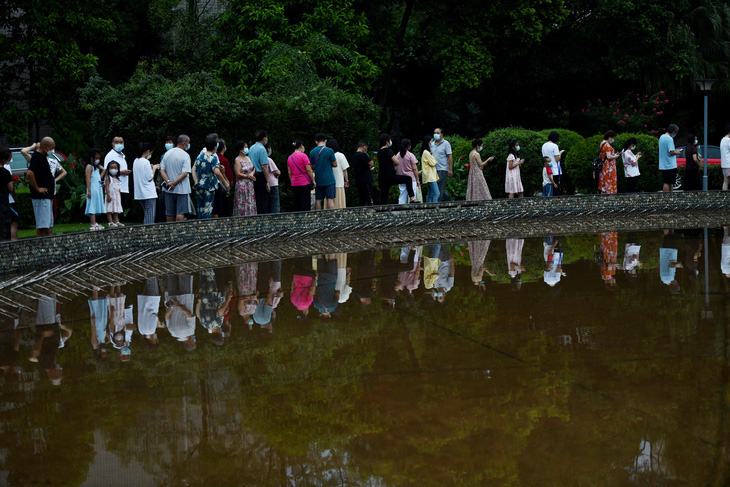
[
  {"left": 146, "top": 154, "right": 152, "bottom": 160},
  {"left": 109, "top": 169, "right": 119, "bottom": 176}
]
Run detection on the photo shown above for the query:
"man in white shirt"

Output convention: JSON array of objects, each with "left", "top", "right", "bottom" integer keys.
[
  {"left": 104, "top": 135, "right": 131, "bottom": 215},
  {"left": 721, "top": 123, "right": 730, "bottom": 191},
  {"left": 541, "top": 131, "right": 565, "bottom": 193}
]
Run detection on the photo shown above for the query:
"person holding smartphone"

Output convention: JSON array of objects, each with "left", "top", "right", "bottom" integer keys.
[{"left": 658, "top": 124, "right": 682, "bottom": 192}]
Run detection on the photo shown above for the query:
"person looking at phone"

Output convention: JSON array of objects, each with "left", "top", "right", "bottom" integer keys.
[{"left": 659, "top": 124, "right": 682, "bottom": 192}]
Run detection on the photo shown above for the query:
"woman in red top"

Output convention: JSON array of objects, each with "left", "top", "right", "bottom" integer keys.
[{"left": 215, "top": 140, "right": 233, "bottom": 217}]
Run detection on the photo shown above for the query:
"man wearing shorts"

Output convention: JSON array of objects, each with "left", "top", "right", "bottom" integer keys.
[
  {"left": 310, "top": 133, "right": 337, "bottom": 210},
  {"left": 26, "top": 137, "right": 55, "bottom": 236},
  {"left": 249, "top": 130, "right": 271, "bottom": 214},
  {"left": 160, "top": 134, "right": 192, "bottom": 222},
  {"left": 721, "top": 123, "right": 730, "bottom": 191},
  {"left": 658, "top": 124, "right": 682, "bottom": 193}
]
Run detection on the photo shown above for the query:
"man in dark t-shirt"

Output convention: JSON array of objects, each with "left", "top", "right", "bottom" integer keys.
[
  {"left": 351, "top": 140, "right": 374, "bottom": 206},
  {"left": 26, "top": 137, "right": 56, "bottom": 236}
]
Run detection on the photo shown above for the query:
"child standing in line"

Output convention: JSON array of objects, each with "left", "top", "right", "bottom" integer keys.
[
  {"left": 105, "top": 161, "right": 124, "bottom": 227},
  {"left": 85, "top": 148, "right": 106, "bottom": 230},
  {"left": 542, "top": 156, "right": 558, "bottom": 197}
]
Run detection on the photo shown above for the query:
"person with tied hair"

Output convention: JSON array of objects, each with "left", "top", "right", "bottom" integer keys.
[
  {"left": 658, "top": 124, "right": 683, "bottom": 192},
  {"left": 26, "top": 137, "right": 56, "bottom": 236},
  {"left": 620, "top": 137, "right": 642, "bottom": 193},
  {"left": 193, "top": 134, "right": 229, "bottom": 219},
  {"left": 233, "top": 140, "right": 256, "bottom": 216},
  {"left": 328, "top": 138, "right": 350, "bottom": 208},
  {"left": 598, "top": 130, "right": 620, "bottom": 194},
  {"left": 377, "top": 133, "right": 419, "bottom": 204},
  {"left": 420, "top": 135, "right": 439, "bottom": 203},
  {"left": 466, "top": 138, "right": 494, "bottom": 201},
  {"left": 396, "top": 138, "right": 420, "bottom": 204},
  {"left": 287, "top": 139, "right": 315, "bottom": 212},
  {"left": 216, "top": 139, "right": 233, "bottom": 217}
]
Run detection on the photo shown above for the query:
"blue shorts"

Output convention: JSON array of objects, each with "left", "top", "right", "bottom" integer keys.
[
  {"left": 542, "top": 184, "right": 554, "bottom": 197},
  {"left": 315, "top": 184, "right": 335, "bottom": 201}
]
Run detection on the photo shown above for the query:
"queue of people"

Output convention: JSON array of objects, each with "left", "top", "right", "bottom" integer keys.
[{"left": 3, "top": 124, "right": 730, "bottom": 239}]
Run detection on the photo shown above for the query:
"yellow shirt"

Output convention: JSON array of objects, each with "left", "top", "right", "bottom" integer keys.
[
  {"left": 423, "top": 256, "right": 440, "bottom": 289},
  {"left": 421, "top": 150, "right": 438, "bottom": 184}
]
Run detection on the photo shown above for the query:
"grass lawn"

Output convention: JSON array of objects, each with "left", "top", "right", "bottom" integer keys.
[{"left": 18, "top": 222, "right": 139, "bottom": 239}]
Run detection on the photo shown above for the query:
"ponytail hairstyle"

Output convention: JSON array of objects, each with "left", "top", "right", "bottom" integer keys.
[
  {"left": 399, "top": 138, "right": 411, "bottom": 158},
  {"left": 292, "top": 140, "right": 304, "bottom": 151},
  {"left": 421, "top": 136, "right": 432, "bottom": 158}
]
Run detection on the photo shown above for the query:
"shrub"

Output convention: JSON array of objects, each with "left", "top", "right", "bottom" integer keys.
[{"left": 481, "top": 127, "right": 545, "bottom": 197}]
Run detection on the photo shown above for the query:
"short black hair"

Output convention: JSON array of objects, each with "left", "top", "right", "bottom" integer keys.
[
  {"left": 379, "top": 133, "right": 391, "bottom": 147},
  {"left": 357, "top": 140, "right": 368, "bottom": 148},
  {"left": 86, "top": 148, "right": 101, "bottom": 166},
  {"left": 548, "top": 131, "right": 560, "bottom": 143},
  {"left": 165, "top": 135, "right": 175, "bottom": 144},
  {"left": 667, "top": 124, "right": 679, "bottom": 134},
  {"left": 204, "top": 134, "right": 218, "bottom": 152},
  {"left": 136, "top": 142, "right": 154, "bottom": 158},
  {"left": 255, "top": 130, "right": 267, "bottom": 142},
  {"left": 234, "top": 140, "right": 247, "bottom": 152},
  {"left": 315, "top": 133, "right": 327, "bottom": 143},
  {"left": 543, "top": 156, "right": 551, "bottom": 164},
  {"left": 0, "top": 147, "right": 10, "bottom": 163},
  {"left": 327, "top": 138, "right": 340, "bottom": 153},
  {"left": 623, "top": 137, "right": 638, "bottom": 150},
  {"left": 472, "top": 138, "right": 483, "bottom": 149}
]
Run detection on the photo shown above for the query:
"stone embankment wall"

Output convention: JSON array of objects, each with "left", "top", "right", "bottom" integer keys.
[{"left": 1, "top": 191, "right": 728, "bottom": 277}]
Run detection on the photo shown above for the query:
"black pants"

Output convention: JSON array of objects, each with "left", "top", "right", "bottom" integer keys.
[
  {"left": 684, "top": 169, "right": 701, "bottom": 191},
  {"left": 254, "top": 174, "right": 270, "bottom": 214},
  {"left": 357, "top": 182, "right": 373, "bottom": 206},
  {"left": 379, "top": 175, "right": 413, "bottom": 205},
  {"left": 291, "top": 185, "right": 311, "bottom": 212},
  {"left": 626, "top": 177, "right": 638, "bottom": 193}
]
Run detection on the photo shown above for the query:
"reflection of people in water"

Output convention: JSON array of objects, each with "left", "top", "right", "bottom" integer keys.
[
  {"left": 506, "top": 238, "right": 526, "bottom": 291},
  {"left": 30, "top": 296, "right": 62, "bottom": 385},
  {"left": 720, "top": 227, "right": 730, "bottom": 279},
  {"left": 600, "top": 232, "right": 619, "bottom": 289},
  {"left": 254, "top": 261, "right": 281, "bottom": 333},
  {"left": 352, "top": 249, "right": 377, "bottom": 310},
  {"left": 335, "top": 253, "right": 352, "bottom": 305},
  {"left": 469, "top": 240, "right": 495, "bottom": 292},
  {"left": 165, "top": 275, "right": 197, "bottom": 351},
  {"left": 542, "top": 237, "right": 564, "bottom": 288},
  {"left": 379, "top": 248, "right": 415, "bottom": 309},
  {"left": 660, "top": 230, "right": 683, "bottom": 294},
  {"left": 622, "top": 242, "right": 642, "bottom": 279},
  {"left": 683, "top": 229, "right": 702, "bottom": 281},
  {"left": 290, "top": 257, "right": 316, "bottom": 319},
  {"left": 0, "top": 317, "right": 21, "bottom": 384},
  {"left": 108, "top": 284, "right": 134, "bottom": 362},
  {"left": 138, "top": 277, "right": 163, "bottom": 350},
  {"left": 197, "top": 269, "right": 233, "bottom": 345},
  {"left": 314, "top": 255, "right": 338, "bottom": 320},
  {"left": 89, "top": 287, "right": 109, "bottom": 359},
  {"left": 236, "top": 263, "right": 258, "bottom": 329},
  {"left": 397, "top": 247, "right": 422, "bottom": 299}
]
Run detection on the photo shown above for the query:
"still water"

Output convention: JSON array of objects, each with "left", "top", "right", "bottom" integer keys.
[{"left": 2, "top": 228, "right": 730, "bottom": 486}]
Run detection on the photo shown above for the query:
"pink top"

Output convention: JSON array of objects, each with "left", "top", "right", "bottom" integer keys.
[
  {"left": 266, "top": 158, "right": 279, "bottom": 187},
  {"left": 396, "top": 151, "right": 418, "bottom": 181},
  {"left": 287, "top": 152, "right": 312, "bottom": 187},
  {"left": 291, "top": 275, "right": 314, "bottom": 310}
]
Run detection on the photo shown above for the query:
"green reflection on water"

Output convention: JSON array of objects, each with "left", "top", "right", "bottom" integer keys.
[{"left": 1, "top": 229, "right": 729, "bottom": 486}]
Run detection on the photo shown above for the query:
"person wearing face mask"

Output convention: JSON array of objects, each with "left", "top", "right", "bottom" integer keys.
[
  {"left": 681, "top": 133, "right": 701, "bottom": 191},
  {"left": 598, "top": 130, "right": 620, "bottom": 195},
  {"left": 103, "top": 136, "right": 131, "bottom": 220},
  {"left": 233, "top": 140, "right": 257, "bottom": 216},
  {"left": 466, "top": 138, "right": 494, "bottom": 201},
  {"left": 133, "top": 142, "right": 159, "bottom": 224},
  {"left": 505, "top": 139, "right": 524, "bottom": 198},
  {"left": 659, "top": 124, "right": 682, "bottom": 192},
  {"left": 377, "top": 133, "right": 418, "bottom": 205},
  {"left": 310, "top": 133, "right": 337, "bottom": 210},
  {"left": 84, "top": 148, "right": 106, "bottom": 230},
  {"left": 621, "top": 137, "right": 643, "bottom": 193},
  {"left": 264, "top": 142, "right": 281, "bottom": 213},
  {"left": 160, "top": 134, "right": 193, "bottom": 222},
  {"left": 431, "top": 127, "right": 453, "bottom": 201},
  {"left": 26, "top": 137, "right": 55, "bottom": 236}
]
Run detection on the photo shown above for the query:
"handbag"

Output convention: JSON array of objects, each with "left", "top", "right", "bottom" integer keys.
[{"left": 593, "top": 142, "right": 606, "bottom": 179}]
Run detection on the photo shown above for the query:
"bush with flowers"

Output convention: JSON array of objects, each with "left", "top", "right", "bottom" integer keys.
[{"left": 579, "top": 91, "right": 670, "bottom": 135}]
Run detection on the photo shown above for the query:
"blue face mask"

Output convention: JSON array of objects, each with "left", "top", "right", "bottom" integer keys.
[
  {"left": 243, "top": 147, "right": 250, "bottom": 155},
  {"left": 477, "top": 147, "right": 483, "bottom": 152},
  {"left": 114, "top": 144, "right": 124, "bottom": 152},
  {"left": 434, "top": 134, "right": 441, "bottom": 141},
  {"left": 671, "top": 134, "right": 676, "bottom": 139},
  {"left": 185, "top": 143, "right": 191, "bottom": 151},
  {"left": 165, "top": 143, "right": 173, "bottom": 151},
  {"left": 388, "top": 141, "right": 392, "bottom": 147},
  {"left": 694, "top": 139, "right": 699, "bottom": 145},
  {"left": 248, "top": 318, "right": 254, "bottom": 326},
  {"left": 516, "top": 146, "right": 521, "bottom": 152}
]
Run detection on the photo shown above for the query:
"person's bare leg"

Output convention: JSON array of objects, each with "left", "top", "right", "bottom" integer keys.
[
  {"left": 175, "top": 214, "right": 185, "bottom": 222},
  {"left": 107, "top": 212, "right": 113, "bottom": 224},
  {"left": 723, "top": 176, "right": 729, "bottom": 191},
  {"left": 113, "top": 213, "right": 120, "bottom": 224},
  {"left": 315, "top": 199, "right": 323, "bottom": 210},
  {"left": 508, "top": 193, "right": 514, "bottom": 199},
  {"left": 326, "top": 198, "right": 335, "bottom": 209},
  {"left": 10, "top": 222, "right": 17, "bottom": 240}
]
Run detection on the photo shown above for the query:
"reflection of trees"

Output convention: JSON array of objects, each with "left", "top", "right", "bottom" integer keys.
[{"left": 3, "top": 234, "right": 730, "bottom": 485}]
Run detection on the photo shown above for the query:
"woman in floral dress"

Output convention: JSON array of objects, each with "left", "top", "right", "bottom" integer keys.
[
  {"left": 598, "top": 130, "right": 619, "bottom": 194},
  {"left": 600, "top": 231, "right": 619, "bottom": 288},
  {"left": 466, "top": 138, "right": 495, "bottom": 201},
  {"left": 233, "top": 140, "right": 257, "bottom": 216},
  {"left": 193, "top": 136, "right": 227, "bottom": 219}
]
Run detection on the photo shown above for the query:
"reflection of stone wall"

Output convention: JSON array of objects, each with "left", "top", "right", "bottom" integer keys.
[{"left": 1, "top": 191, "right": 729, "bottom": 278}]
